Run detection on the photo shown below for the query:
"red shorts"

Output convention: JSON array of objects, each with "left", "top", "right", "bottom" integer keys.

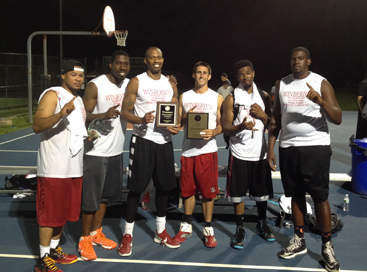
[
  {"left": 180, "top": 152, "right": 219, "bottom": 199},
  {"left": 37, "top": 177, "right": 82, "bottom": 227}
]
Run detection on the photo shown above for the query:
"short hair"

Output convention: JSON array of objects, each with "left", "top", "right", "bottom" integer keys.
[
  {"left": 193, "top": 61, "right": 212, "bottom": 74},
  {"left": 111, "top": 50, "right": 129, "bottom": 62},
  {"left": 291, "top": 46, "right": 310, "bottom": 59},
  {"left": 221, "top": 73, "right": 228, "bottom": 78},
  {"left": 234, "top": 60, "right": 254, "bottom": 74}
]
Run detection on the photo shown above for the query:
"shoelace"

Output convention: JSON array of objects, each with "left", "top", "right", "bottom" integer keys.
[
  {"left": 96, "top": 231, "right": 106, "bottom": 240},
  {"left": 44, "top": 256, "right": 58, "bottom": 271},
  {"left": 55, "top": 247, "right": 70, "bottom": 257},
  {"left": 286, "top": 236, "right": 302, "bottom": 251},
  {"left": 324, "top": 244, "right": 337, "bottom": 264},
  {"left": 83, "top": 238, "right": 94, "bottom": 252},
  {"left": 236, "top": 228, "right": 245, "bottom": 241}
]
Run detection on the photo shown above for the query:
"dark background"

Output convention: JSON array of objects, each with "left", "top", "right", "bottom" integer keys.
[{"left": 1, "top": 0, "right": 367, "bottom": 88}]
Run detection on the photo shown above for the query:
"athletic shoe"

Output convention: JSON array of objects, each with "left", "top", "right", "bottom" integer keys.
[
  {"left": 322, "top": 241, "right": 340, "bottom": 272},
  {"left": 91, "top": 227, "right": 117, "bottom": 249},
  {"left": 49, "top": 246, "right": 78, "bottom": 264},
  {"left": 174, "top": 222, "right": 192, "bottom": 243},
  {"left": 278, "top": 234, "right": 307, "bottom": 259},
  {"left": 78, "top": 236, "right": 97, "bottom": 261},
  {"left": 256, "top": 220, "right": 276, "bottom": 242},
  {"left": 154, "top": 229, "right": 180, "bottom": 248},
  {"left": 203, "top": 227, "right": 217, "bottom": 248},
  {"left": 34, "top": 253, "right": 63, "bottom": 272},
  {"left": 230, "top": 226, "right": 246, "bottom": 249},
  {"left": 118, "top": 234, "right": 133, "bottom": 257}
]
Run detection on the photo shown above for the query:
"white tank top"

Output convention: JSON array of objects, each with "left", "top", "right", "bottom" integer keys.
[
  {"left": 133, "top": 72, "right": 174, "bottom": 144},
  {"left": 84, "top": 75, "right": 129, "bottom": 157},
  {"left": 279, "top": 72, "right": 330, "bottom": 148},
  {"left": 229, "top": 83, "right": 267, "bottom": 161},
  {"left": 181, "top": 88, "right": 219, "bottom": 157},
  {"left": 37, "top": 87, "right": 86, "bottom": 178}
]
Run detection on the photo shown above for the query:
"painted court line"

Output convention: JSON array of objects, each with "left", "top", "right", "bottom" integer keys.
[
  {"left": 0, "top": 133, "right": 35, "bottom": 146},
  {"left": 0, "top": 254, "right": 364, "bottom": 272}
]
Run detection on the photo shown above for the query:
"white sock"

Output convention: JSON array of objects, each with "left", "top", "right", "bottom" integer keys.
[
  {"left": 156, "top": 216, "right": 166, "bottom": 234},
  {"left": 50, "top": 239, "right": 60, "bottom": 249},
  {"left": 124, "top": 221, "right": 135, "bottom": 236},
  {"left": 40, "top": 245, "right": 50, "bottom": 258}
]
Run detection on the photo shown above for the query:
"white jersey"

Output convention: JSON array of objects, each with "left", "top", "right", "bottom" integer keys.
[
  {"left": 132, "top": 72, "right": 174, "bottom": 144},
  {"left": 181, "top": 88, "right": 219, "bottom": 157},
  {"left": 37, "top": 87, "right": 86, "bottom": 178},
  {"left": 84, "top": 75, "right": 129, "bottom": 157},
  {"left": 279, "top": 72, "right": 330, "bottom": 148},
  {"left": 229, "top": 83, "right": 267, "bottom": 161}
]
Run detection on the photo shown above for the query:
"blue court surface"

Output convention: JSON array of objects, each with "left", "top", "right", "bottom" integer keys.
[{"left": 0, "top": 111, "right": 366, "bottom": 272}]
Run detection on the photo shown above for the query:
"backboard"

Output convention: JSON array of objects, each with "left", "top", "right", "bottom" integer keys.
[{"left": 103, "top": 6, "right": 115, "bottom": 37}]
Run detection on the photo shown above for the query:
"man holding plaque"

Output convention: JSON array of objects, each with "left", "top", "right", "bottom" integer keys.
[
  {"left": 119, "top": 47, "right": 181, "bottom": 256},
  {"left": 174, "top": 61, "right": 224, "bottom": 248},
  {"left": 77, "top": 50, "right": 130, "bottom": 261},
  {"left": 222, "top": 60, "right": 274, "bottom": 250}
]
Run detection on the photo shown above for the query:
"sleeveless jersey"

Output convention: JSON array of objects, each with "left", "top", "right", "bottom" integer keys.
[
  {"left": 133, "top": 72, "right": 174, "bottom": 144},
  {"left": 84, "top": 75, "right": 129, "bottom": 157},
  {"left": 229, "top": 83, "right": 267, "bottom": 161},
  {"left": 181, "top": 88, "right": 219, "bottom": 157},
  {"left": 279, "top": 72, "right": 330, "bottom": 148},
  {"left": 37, "top": 87, "right": 86, "bottom": 178}
]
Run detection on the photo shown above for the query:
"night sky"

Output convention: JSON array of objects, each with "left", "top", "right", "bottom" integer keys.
[{"left": 1, "top": 0, "right": 367, "bottom": 88}]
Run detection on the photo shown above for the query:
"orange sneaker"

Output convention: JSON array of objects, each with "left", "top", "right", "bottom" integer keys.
[
  {"left": 78, "top": 236, "right": 97, "bottom": 261},
  {"left": 91, "top": 227, "right": 117, "bottom": 249}
]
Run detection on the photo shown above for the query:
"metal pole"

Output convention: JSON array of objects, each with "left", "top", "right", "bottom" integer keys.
[{"left": 43, "top": 35, "right": 48, "bottom": 75}]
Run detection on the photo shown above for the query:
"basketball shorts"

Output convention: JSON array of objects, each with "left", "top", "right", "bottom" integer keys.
[
  {"left": 225, "top": 153, "right": 273, "bottom": 203},
  {"left": 82, "top": 154, "right": 124, "bottom": 212},
  {"left": 180, "top": 152, "right": 219, "bottom": 199},
  {"left": 127, "top": 135, "right": 177, "bottom": 193},
  {"left": 36, "top": 176, "right": 82, "bottom": 227},
  {"left": 279, "top": 145, "right": 331, "bottom": 203}
]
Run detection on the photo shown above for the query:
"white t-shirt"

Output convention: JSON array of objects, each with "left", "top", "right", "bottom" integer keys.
[{"left": 84, "top": 75, "right": 129, "bottom": 157}]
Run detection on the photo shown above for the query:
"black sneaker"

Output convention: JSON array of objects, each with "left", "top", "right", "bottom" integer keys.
[
  {"left": 322, "top": 241, "right": 340, "bottom": 272},
  {"left": 230, "top": 226, "right": 246, "bottom": 249},
  {"left": 278, "top": 234, "right": 307, "bottom": 259},
  {"left": 256, "top": 220, "right": 275, "bottom": 242},
  {"left": 34, "top": 253, "right": 62, "bottom": 272}
]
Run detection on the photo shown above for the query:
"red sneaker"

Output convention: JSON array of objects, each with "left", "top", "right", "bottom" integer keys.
[
  {"left": 34, "top": 254, "right": 63, "bottom": 272},
  {"left": 174, "top": 223, "right": 192, "bottom": 243},
  {"left": 203, "top": 227, "right": 217, "bottom": 248},
  {"left": 141, "top": 192, "right": 150, "bottom": 210},
  {"left": 118, "top": 234, "right": 133, "bottom": 257},
  {"left": 49, "top": 246, "right": 78, "bottom": 264},
  {"left": 91, "top": 227, "right": 117, "bottom": 249},
  {"left": 154, "top": 229, "right": 180, "bottom": 248}
]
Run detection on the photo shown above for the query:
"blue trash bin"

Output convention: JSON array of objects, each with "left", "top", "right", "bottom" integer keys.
[{"left": 351, "top": 139, "right": 367, "bottom": 195}]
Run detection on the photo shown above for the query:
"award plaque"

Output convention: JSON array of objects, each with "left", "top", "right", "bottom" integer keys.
[
  {"left": 87, "top": 119, "right": 105, "bottom": 140},
  {"left": 187, "top": 112, "right": 209, "bottom": 139},
  {"left": 156, "top": 102, "right": 179, "bottom": 128}
]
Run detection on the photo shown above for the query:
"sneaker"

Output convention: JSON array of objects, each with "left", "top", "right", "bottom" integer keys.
[
  {"left": 322, "top": 241, "right": 340, "bottom": 272},
  {"left": 78, "top": 236, "right": 97, "bottom": 261},
  {"left": 203, "top": 227, "right": 217, "bottom": 248},
  {"left": 230, "top": 226, "right": 246, "bottom": 249},
  {"left": 34, "top": 253, "right": 63, "bottom": 272},
  {"left": 278, "top": 234, "right": 307, "bottom": 259},
  {"left": 49, "top": 246, "right": 78, "bottom": 264},
  {"left": 91, "top": 227, "right": 117, "bottom": 249},
  {"left": 118, "top": 234, "right": 133, "bottom": 257},
  {"left": 174, "top": 222, "right": 192, "bottom": 243},
  {"left": 256, "top": 220, "right": 275, "bottom": 242},
  {"left": 154, "top": 229, "right": 180, "bottom": 248}
]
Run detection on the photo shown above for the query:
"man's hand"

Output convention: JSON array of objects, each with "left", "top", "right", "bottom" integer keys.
[
  {"left": 250, "top": 103, "right": 265, "bottom": 119},
  {"left": 167, "top": 124, "right": 181, "bottom": 135},
  {"left": 143, "top": 110, "right": 155, "bottom": 124},
  {"left": 306, "top": 83, "right": 323, "bottom": 105},
  {"left": 104, "top": 104, "right": 120, "bottom": 119},
  {"left": 267, "top": 151, "right": 277, "bottom": 172},
  {"left": 199, "top": 129, "right": 215, "bottom": 140},
  {"left": 167, "top": 75, "right": 178, "bottom": 86},
  {"left": 60, "top": 97, "right": 76, "bottom": 117},
  {"left": 240, "top": 116, "right": 258, "bottom": 131}
]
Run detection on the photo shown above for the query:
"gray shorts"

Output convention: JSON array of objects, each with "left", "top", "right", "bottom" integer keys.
[{"left": 82, "top": 154, "right": 124, "bottom": 212}]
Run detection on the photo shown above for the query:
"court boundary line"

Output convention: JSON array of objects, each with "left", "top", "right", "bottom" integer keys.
[{"left": 0, "top": 133, "right": 35, "bottom": 146}]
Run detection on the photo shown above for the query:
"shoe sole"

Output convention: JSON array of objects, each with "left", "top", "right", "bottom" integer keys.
[
  {"left": 54, "top": 259, "right": 78, "bottom": 264},
  {"left": 322, "top": 257, "right": 340, "bottom": 272},
  {"left": 154, "top": 237, "right": 180, "bottom": 248},
  {"left": 92, "top": 241, "right": 117, "bottom": 249},
  {"left": 230, "top": 242, "right": 244, "bottom": 250},
  {"left": 279, "top": 248, "right": 307, "bottom": 259},
  {"left": 205, "top": 242, "right": 217, "bottom": 248},
  {"left": 118, "top": 250, "right": 132, "bottom": 257}
]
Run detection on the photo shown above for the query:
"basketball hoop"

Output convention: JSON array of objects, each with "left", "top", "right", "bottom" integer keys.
[{"left": 114, "top": 30, "right": 128, "bottom": 47}]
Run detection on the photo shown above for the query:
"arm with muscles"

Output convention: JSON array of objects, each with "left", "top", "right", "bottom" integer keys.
[
  {"left": 267, "top": 84, "right": 282, "bottom": 172},
  {"left": 201, "top": 95, "right": 224, "bottom": 140},
  {"left": 33, "top": 92, "right": 76, "bottom": 134},
  {"left": 306, "top": 81, "right": 342, "bottom": 125},
  {"left": 83, "top": 82, "right": 120, "bottom": 122},
  {"left": 167, "top": 83, "right": 181, "bottom": 134},
  {"left": 120, "top": 77, "right": 155, "bottom": 124}
]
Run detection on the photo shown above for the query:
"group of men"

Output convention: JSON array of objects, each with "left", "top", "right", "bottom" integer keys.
[{"left": 33, "top": 46, "right": 341, "bottom": 272}]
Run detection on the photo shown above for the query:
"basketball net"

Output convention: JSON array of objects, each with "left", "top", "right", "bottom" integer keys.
[{"left": 114, "top": 30, "right": 128, "bottom": 47}]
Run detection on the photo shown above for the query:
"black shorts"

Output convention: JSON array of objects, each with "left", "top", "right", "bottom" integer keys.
[
  {"left": 82, "top": 154, "right": 124, "bottom": 212},
  {"left": 225, "top": 152, "right": 273, "bottom": 203},
  {"left": 279, "top": 145, "right": 331, "bottom": 203},
  {"left": 127, "top": 135, "right": 177, "bottom": 193}
]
